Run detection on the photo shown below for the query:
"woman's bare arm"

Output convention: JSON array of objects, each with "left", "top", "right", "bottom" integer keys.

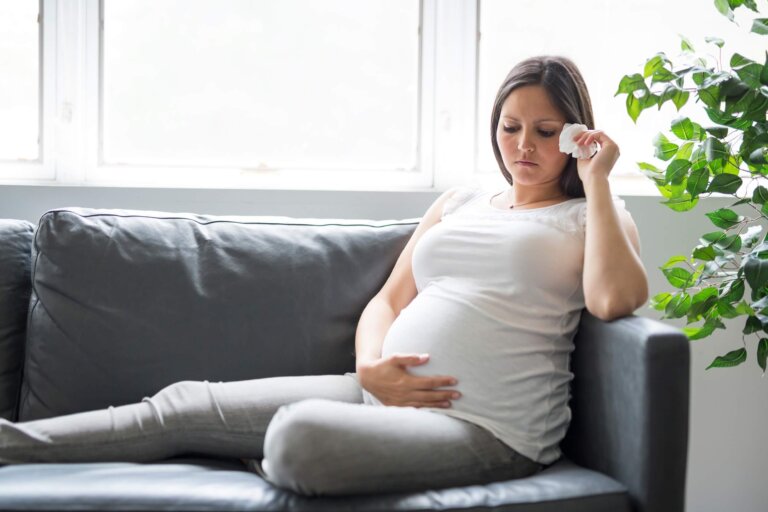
[
  {"left": 582, "top": 175, "right": 649, "bottom": 321},
  {"left": 355, "top": 187, "right": 464, "bottom": 408}
]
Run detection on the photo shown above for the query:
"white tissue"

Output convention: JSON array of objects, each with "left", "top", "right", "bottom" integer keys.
[{"left": 559, "top": 123, "right": 598, "bottom": 159}]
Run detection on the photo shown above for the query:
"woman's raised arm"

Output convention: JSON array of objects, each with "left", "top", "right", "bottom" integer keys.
[{"left": 573, "top": 129, "right": 649, "bottom": 322}]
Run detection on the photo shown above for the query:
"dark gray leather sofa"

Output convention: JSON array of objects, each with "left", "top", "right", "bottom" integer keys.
[{"left": 0, "top": 207, "right": 689, "bottom": 512}]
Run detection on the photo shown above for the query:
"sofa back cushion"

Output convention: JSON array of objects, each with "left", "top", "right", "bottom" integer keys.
[
  {"left": 19, "top": 208, "right": 418, "bottom": 420},
  {"left": 0, "top": 220, "right": 34, "bottom": 421}
]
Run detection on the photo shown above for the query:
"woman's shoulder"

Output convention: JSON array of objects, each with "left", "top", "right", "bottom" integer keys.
[
  {"left": 441, "top": 186, "right": 488, "bottom": 218},
  {"left": 573, "top": 195, "right": 629, "bottom": 230}
]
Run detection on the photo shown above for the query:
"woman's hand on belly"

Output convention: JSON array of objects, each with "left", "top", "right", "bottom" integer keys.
[{"left": 357, "top": 353, "right": 461, "bottom": 408}]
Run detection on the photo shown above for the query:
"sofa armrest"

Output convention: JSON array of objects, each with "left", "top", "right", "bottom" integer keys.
[{"left": 562, "top": 311, "right": 690, "bottom": 512}]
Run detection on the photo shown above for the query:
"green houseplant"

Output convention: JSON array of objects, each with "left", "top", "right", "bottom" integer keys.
[{"left": 616, "top": 0, "right": 768, "bottom": 371}]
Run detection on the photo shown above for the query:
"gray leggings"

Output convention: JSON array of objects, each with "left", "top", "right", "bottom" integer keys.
[{"left": 0, "top": 373, "right": 542, "bottom": 496}]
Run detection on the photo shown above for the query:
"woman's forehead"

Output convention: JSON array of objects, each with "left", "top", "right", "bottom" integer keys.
[{"left": 501, "top": 86, "right": 565, "bottom": 121}]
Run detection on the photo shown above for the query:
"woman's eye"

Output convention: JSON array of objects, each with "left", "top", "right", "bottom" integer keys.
[{"left": 503, "top": 126, "right": 555, "bottom": 137}]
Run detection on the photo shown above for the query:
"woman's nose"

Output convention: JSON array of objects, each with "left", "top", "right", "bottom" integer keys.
[{"left": 517, "top": 132, "right": 534, "bottom": 152}]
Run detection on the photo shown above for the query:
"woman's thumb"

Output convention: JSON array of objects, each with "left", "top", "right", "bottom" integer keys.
[{"left": 395, "top": 353, "right": 429, "bottom": 366}]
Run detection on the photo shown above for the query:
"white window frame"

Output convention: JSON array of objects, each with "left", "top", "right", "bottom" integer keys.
[
  {"left": 0, "top": 0, "right": 655, "bottom": 195},
  {"left": 0, "top": 0, "right": 53, "bottom": 182}
]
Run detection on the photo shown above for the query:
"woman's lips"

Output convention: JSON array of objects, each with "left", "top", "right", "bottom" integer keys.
[{"left": 516, "top": 161, "right": 537, "bottom": 167}]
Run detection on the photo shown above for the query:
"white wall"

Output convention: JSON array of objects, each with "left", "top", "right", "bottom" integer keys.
[{"left": 0, "top": 184, "right": 765, "bottom": 512}]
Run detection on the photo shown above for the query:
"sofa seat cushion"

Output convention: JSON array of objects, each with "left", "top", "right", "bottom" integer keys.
[{"left": 0, "top": 457, "right": 629, "bottom": 511}]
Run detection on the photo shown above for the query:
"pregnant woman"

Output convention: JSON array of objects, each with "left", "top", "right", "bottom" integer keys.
[{"left": 0, "top": 55, "right": 648, "bottom": 496}]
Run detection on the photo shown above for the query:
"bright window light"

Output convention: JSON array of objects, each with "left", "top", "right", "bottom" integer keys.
[
  {"left": 0, "top": 2, "right": 39, "bottom": 161},
  {"left": 101, "top": 0, "right": 420, "bottom": 171}
]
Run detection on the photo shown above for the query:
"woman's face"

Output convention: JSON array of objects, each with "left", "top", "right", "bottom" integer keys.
[{"left": 495, "top": 85, "right": 570, "bottom": 189}]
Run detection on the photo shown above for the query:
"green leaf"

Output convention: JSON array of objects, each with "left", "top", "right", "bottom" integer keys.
[
  {"left": 691, "top": 148, "right": 709, "bottom": 171},
  {"left": 660, "top": 193, "right": 698, "bottom": 211},
  {"left": 748, "top": 147, "right": 767, "bottom": 165},
  {"left": 700, "top": 71, "right": 732, "bottom": 89},
  {"left": 741, "top": 1, "right": 760, "bottom": 13},
  {"left": 701, "top": 231, "right": 728, "bottom": 244},
  {"left": 693, "top": 244, "right": 718, "bottom": 261},
  {"left": 705, "top": 208, "right": 744, "bottom": 228},
  {"left": 752, "top": 185, "right": 768, "bottom": 204},
  {"left": 732, "top": 52, "right": 757, "bottom": 70},
  {"left": 762, "top": 50, "right": 768, "bottom": 86},
  {"left": 703, "top": 137, "right": 729, "bottom": 163},
  {"left": 643, "top": 53, "right": 670, "bottom": 78},
  {"left": 671, "top": 89, "right": 690, "bottom": 110},
  {"left": 665, "top": 292, "right": 692, "bottom": 318},
  {"left": 694, "top": 287, "right": 719, "bottom": 302},
  {"left": 661, "top": 255, "right": 690, "bottom": 268},
  {"left": 625, "top": 93, "right": 642, "bottom": 123},
  {"left": 707, "top": 173, "right": 742, "bottom": 194},
  {"left": 653, "top": 133, "right": 679, "bottom": 161},
  {"left": 638, "top": 162, "right": 666, "bottom": 184},
  {"left": 717, "top": 300, "right": 740, "bottom": 319},
  {"left": 706, "top": 348, "right": 747, "bottom": 369},
  {"left": 715, "top": 234, "right": 742, "bottom": 252},
  {"left": 714, "top": 0, "right": 735, "bottom": 21},
  {"left": 679, "top": 33, "right": 696, "bottom": 51},
  {"left": 662, "top": 267, "right": 694, "bottom": 288},
  {"left": 705, "top": 36, "right": 725, "bottom": 48},
  {"left": 744, "top": 315, "right": 763, "bottom": 334},
  {"left": 700, "top": 86, "right": 723, "bottom": 109},
  {"left": 705, "top": 107, "right": 752, "bottom": 129},
  {"left": 671, "top": 117, "right": 703, "bottom": 140},
  {"left": 689, "top": 288, "right": 720, "bottom": 320},
  {"left": 724, "top": 154, "right": 742, "bottom": 175},
  {"left": 666, "top": 159, "right": 692, "bottom": 184},
  {"left": 705, "top": 126, "right": 729, "bottom": 138},
  {"left": 752, "top": 18, "right": 768, "bottom": 35},
  {"left": 744, "top": 255, "right": 768, "bottom": 291},
  {"left": 683, "top": 322, "right": 716, "bottom": 340},
  {"left": 733, "top": 64, "right": 763, "bottom": 89},
  {"left": 735, "top": 300, "right": 754, "bottom": 316},
  {"left": 686, "top": 167, "right": 710, "bottom": 196},
  {"left": 757, "top": 338, "right": 768, "bottom": 372},
  {"left": 651, "top": 67, "right": 678, "bottom": 84},
  {"left": 615, "top": 73, "right": 647, "bottom": 95},
  {"left": 650, "top": 292, "right": 673, "bottom": 311},
  {"left": 676, "top": 142, "right": 695, "bottom": 160},
  {"left": 721, "top": 278, "right": 745, "bottom": 302},
  {"left": 730, "top": 198, "right": 751, "bottom": 207}
]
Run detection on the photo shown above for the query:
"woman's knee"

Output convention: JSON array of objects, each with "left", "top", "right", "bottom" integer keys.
[
  {"left": 261, "top": 399, "right": 348, "bottom": 496},
  {"left": 143, "top": 380, "right": 210, "bottom": 426}
]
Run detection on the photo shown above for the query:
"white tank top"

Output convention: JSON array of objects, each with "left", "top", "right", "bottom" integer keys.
[{"left": 362, "top": 186, "right": 629, "bottom": 465}]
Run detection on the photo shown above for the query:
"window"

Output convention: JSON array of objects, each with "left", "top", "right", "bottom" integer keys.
[
  {"left": 0, "top": 0, "right": 762, "bottom": 193},
  {"left": 102, "top": 0, "right": 420, "bottom": 172},
  {"left": 0, "top": 2, "right": 40, "bottom": 163}
]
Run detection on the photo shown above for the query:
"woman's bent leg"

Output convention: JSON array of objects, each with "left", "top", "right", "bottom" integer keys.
[
  {"left": 261, "top": 398, "right": 543, "bottom": 496},
  {"left": 0, "top": 374, "right": 362, "bottom": 464}
]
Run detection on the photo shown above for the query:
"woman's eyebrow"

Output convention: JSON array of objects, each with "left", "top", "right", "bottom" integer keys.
[{"left": 502, "top": 116, "right": 562, "bottom": 123}]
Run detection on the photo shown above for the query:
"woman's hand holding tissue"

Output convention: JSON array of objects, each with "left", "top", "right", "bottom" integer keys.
[{"left": 559, "top": 123, "right": 620, "bottom": 184}]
